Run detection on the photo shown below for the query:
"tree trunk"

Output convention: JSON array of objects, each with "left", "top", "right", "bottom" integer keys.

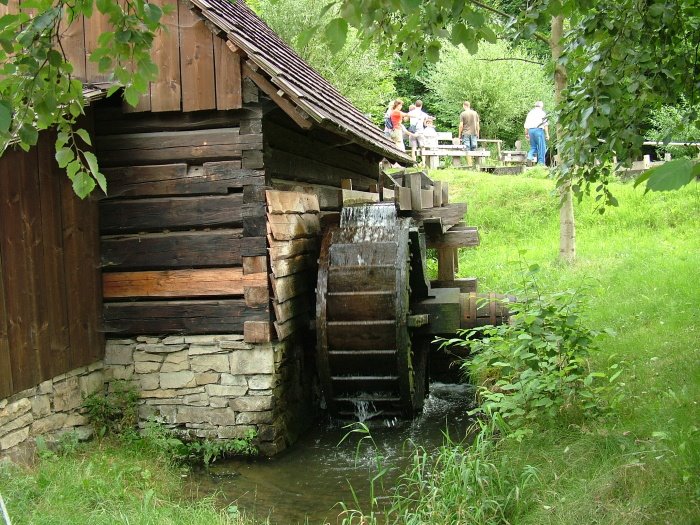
[{"left": 551, "top": 15, "right": 576, "bottom": 262}]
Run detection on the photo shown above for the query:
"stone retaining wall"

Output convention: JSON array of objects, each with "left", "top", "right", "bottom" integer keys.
[
  {"left": 105, "top": 334, "right": 312, "bottom": 456},
  {"left": 1, "top": 334, "right": 315, "bottom": 460},
  {"left": 0, "top": 362, "right": 105, "bottom": 461}
]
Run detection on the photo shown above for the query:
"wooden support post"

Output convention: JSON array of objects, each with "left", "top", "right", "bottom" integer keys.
[
  {"left": 437, "top": 247, "right": 456, "bottom": 281},
  {"left": 433, "top": 181, "right": 443, "bottom": 207},
  {"left": 341, "top": 178, "right": 353, "bottom": 190},
  {"left": 406, "top": 172, "right": 422, "bottom": 211}
]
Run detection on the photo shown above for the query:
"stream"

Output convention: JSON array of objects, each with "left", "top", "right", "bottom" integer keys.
[{"left": 188, "top": 382, "right": 476, "bottom": 524}]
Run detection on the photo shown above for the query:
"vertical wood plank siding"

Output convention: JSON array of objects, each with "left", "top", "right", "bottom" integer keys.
[
  {"left": 0, "top": 133, "right": 104, "bottom": 399},
  {"left": 2, "top": 0, "right": 242, "bottom": 113}
]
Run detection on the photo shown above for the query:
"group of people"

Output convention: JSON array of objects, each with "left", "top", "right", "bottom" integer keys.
[
  {"left": 457, "top": 100, "right": 550, "bottom": 165},
  {"left": 383, "top": 98, "right": 550, "bottom": 166},
  {"left": 383, "top": 99, "right": 438, "bottom": 162}
]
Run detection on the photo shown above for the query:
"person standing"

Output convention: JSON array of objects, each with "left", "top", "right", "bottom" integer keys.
[
  {"left": 407, "top": 100, "right": 428, "bottom": 161},
  {"left": 388, "top": 99, "right": 409, "bottom": 152},
  {"left": 458, "top": 101, "right": 480, "bottom": 151},
  {"left": 524, "top": 101, "right": 549, "bottom": 165}
]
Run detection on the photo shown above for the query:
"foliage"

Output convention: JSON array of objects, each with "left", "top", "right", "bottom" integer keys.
[
  {"left": 338, "top": 419, "right": 539, "bottom": 525},
  {"left": 141, "top": 420, "right": 258, "bottom": 467},
  {"left": 0, "top": 0, "right": 165, "bottom": 197},
  {"left": 441, "top": 265, "right": 619, "bottom": 437},
  {"left": 646, "top": 97, "right": 700, "bottom": 159},
  {"left": 323, "top": 0, "right": 700, "bottom": 197},
  {"left": 551, "top": 0, "right": 700, "bottom": 201},
  {"left": 424, "top": 40, "right": 553, "bottom": 146},
  {"left": 257, "top": 0, "right": 395, "bottom": 120},
  {"left": 82, "top": 380, "right": 140, "bottom": 438}
]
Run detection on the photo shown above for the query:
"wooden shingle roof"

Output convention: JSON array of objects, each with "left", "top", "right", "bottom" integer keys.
[{"left": 187, "top": 0, "right": 412, "bottom": 164}]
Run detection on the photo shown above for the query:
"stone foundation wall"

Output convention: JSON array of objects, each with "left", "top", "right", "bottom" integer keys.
[
  {"left": 0, "top": 363, "right": 105, "bottom": 460},
  {"left": 106, "top": 334, "right": 313, "bottom": 456},
  {"left": 1, "top": 334, "right": 315, "bottom": 459}
]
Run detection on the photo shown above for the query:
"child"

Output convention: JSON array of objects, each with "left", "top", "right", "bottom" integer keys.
[{"left": 422, "top": 117, "right": 438, "bottom": 149}]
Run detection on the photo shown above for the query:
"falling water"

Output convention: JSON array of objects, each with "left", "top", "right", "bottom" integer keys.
[
  {"left": 340, "top": 202, "right": 397, "bottom": 229},
  {"left": 350, "top": 399, "right": 380, "bottom": 423}
]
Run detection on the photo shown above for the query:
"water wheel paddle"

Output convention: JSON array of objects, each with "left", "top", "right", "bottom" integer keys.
[{"left": 316, "top": 203, "right": 428, "bottom": 418}]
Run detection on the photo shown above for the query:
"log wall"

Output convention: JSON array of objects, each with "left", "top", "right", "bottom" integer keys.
[
  {"left": 96, "top": 97, "right": 271, "bottom": 339},
  {"left": 0, "top": 133, "right": 103, "bottom": 399},
  {"left": 265, "top": 190, "right": 320, "bottom": 341}
]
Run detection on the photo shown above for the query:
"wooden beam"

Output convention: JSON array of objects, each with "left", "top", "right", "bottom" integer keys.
[
  {"left": 102, "top": 268, "right": 266, "bottom": 298},
  {"left": 242, "top": 61, "right": 312, "bottom": 130},
  {"left": 426, "top": 228, "right": 480, "bottom": 249},
  {"left": 266, "top": 190, "right": 320, "bottom": 214},
  {"left": 244, "top": 320, "right": 274, "bottom": 343},
  {"left": 267, "top": 213, "right": 320, "bottom": 240},
  {"left": 104, "top": 299, "right": 268, "bottom": 335}
]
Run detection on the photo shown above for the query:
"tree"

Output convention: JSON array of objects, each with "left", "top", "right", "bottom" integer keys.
[
  {"left": 424, "top": 40, "right": 553, "bottom": 146},
  {"left": 258, "top": 0, "right": 396, "bottom": 120},
  {"left": 0, "top": 0, "right": 166, "bottom": 197},
  {"left": 322, "top": 0, "right": 700, "bottom": 258}
]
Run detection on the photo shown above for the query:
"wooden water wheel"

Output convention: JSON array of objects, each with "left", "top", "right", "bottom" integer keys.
[{"left": 316, "top": 204, "right": 429, "bottom": 418}]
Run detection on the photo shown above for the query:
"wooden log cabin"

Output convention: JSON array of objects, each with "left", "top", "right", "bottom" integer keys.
[{"left": 0, "top": 0, "right": 424, "bottom": 455}]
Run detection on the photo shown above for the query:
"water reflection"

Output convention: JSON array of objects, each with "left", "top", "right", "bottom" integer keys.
[{"left": 188, "top": 382, "right": 475, "bottom": 525}]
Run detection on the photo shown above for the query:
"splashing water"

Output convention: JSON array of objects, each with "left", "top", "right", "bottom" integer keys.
[{"left": 351, "top": 399, "right": 380, "bottom": 423}]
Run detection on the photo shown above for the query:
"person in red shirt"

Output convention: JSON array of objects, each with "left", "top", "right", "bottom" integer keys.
[{"left": 389, "top": 99, "right": 409, "bottom": 151}]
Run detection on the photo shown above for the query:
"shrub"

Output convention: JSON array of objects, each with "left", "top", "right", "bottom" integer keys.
[
  {"left": 440, "top": 264, "right": 620, "bottom": 438},
  {"left": 424, "top": 41, "right": 554, "bottom": 147},
  {"left": 82, "top": 380, "right": 139, "bottom": 438},
  {"left": 646, "top": 96, "right": 700, "bottom": 159}
]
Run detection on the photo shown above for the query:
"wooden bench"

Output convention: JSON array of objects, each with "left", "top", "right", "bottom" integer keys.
[{"left": 420, "top": 132, "right": 492, "bottom": 169}]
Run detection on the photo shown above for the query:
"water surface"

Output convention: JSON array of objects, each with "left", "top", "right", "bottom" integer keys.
[{"left": 189, "top": 382, "right": 475, "bottom": 524}]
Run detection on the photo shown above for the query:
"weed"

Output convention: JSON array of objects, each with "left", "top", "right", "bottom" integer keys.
[
  {"left": 141, "top": 419, "right": 258, "bottom": 467},
  {"left": 440, "top": 262, "right": 621, "bottom": 438},
  {"left": 82, "top": 380, "right": 139, "bottom": 438}
]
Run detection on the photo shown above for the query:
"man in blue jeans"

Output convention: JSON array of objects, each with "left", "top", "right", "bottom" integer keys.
[
  {"left": 459, "top": 101, "right": 480, "bottom": 151},
  {"left": 524, "top": 101, "right": 549, "bottom": 165}
]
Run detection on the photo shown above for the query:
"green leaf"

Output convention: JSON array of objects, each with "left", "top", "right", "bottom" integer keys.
[
  {"left": 18, "top": 123, "right": 38, "bottom": 146},
  {"left": 451, "top": 23, "right": 470, "bottom": 46},
  {"left": 123, "top": 85, "right": 140, "bottom": 107},
  {"left": 635, "top": 158, "right": 696, "bottom": 192},
  {"left": 75, "top": 128, "right": 92, "bottom": 146},
  {"left": 0, "top": 100, "right": 11, "bottom": 133},
  {"left": 83, "top": 150, "right": 100, "bottom": 177},
  {"left": 55, "top": 147, "right": 74, "bottom": 168},
  {"left": 324, "top": 17, "right": 348, "bottom": 54},
  {"left": 72, "top": 171, "right": 95, "bottom": 199}
]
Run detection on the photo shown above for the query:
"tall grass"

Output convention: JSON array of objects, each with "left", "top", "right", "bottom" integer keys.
[
  {"left": 0, "top": 439, "right": 257, "bottom": 525},
  {"left": 344, "top": 169, "right": 699, "bottom": 524}
]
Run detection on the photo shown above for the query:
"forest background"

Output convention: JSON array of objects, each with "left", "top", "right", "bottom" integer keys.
[{"left": 253, "top": 0, "right": 699, "bottom": 157}]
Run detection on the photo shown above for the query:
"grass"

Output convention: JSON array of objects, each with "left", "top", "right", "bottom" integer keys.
[
  {"left": 0, "top": 438, "right": 257, "bottom": 525},
  {"left": 2, "top": 169, "right": 697, "bottom": 524},
  {"left": 397, "top": 168, "right": 700, "bottom": 524}
]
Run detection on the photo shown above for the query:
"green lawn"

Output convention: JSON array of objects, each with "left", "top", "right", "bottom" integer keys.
[{"left": 420, "top": 168, "right": 700, "bottom": 524}]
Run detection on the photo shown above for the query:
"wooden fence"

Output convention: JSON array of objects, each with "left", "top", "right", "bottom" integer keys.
[{"left": 0, "top": 133, "right": 103, "bottom": 399}]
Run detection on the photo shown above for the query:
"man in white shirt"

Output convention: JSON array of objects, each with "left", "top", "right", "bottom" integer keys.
[
  {"left": 407, "top": 100, "right": 428, "bottom": 161},
  {"left": 524, "top": 101, "right": 549, "bottom": 165}
]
